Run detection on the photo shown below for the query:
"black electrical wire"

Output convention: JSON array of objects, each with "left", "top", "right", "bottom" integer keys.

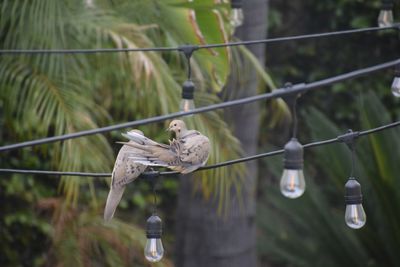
[
  {"left": 358, "top": 120, "right": 400, "bottom": 135},
  {"left": 0, "top": 24, "right": 397, "bottom": 55},
  {"left": 1, "top": 120, "right": 399, "bottom": 178},
  {"left": 0, "top": 47, "right": 178, "bottom": 55},
  {"left": 0, "top": 58, "right": 399, "bottom": 153},
  {"left": 0, "top": 169, "right": 110, "bottom": 177},
  {"left": 199, "top": 24, "right": 399, "bottom": 49}
]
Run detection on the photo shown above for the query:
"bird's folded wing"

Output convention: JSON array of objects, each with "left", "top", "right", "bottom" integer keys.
[
  {"left": 122, "top": 132, "right": 170, "bottom": 149},
  {"left": 180, "top": 135, "right": 210, "bottom": 165},
  {"left": 127, "top": 145, "right": 181, "bottom": 167},
  {"left": 111, "top": 161, "right": 123, "bottom": 187}
]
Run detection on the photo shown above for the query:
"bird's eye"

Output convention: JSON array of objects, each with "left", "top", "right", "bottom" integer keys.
[{"left": 174, "top": 123, "right": 177, "bottom": 126}]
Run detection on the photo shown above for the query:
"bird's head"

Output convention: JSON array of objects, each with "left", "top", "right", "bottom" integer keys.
[{"left": 167, "top": 120, "right": 187, "bottom": 136}]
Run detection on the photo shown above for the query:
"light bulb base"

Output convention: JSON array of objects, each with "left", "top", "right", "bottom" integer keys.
[
  {"left": 394, "top": 64, "right": 400, "bottom": 77},
  {"left": 182, "top": 80, "right": 195, "bottom": 100},
  {"left": 381, "top": 0, "right": 394, "bottom": 10},
  {"left": 146, "top": 215, "right": 162, "bottom": 239},
  {"left": 344, "top": 178, "right": 362, "bottom": 205},
  {"left": 283, "top": 138, "right": 304, "bottom": 170},
  {"left": 231, "top": 0, "right": 242, "bottom": 9}
]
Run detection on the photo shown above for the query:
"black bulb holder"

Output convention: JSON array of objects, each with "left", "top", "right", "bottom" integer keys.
[
  {"left": 344, "top": 178, "right": 363, "bottom": 205},
  {"left": 394, "top": 63, "right": 400, "bottom": 78},
  {"left": 231, "top": 0, "right": 242, "bottom": 9},
  {"left": 182, "top": 80, "right": 195, "bottom": 100},
  {"left": 381, "top": 0, "right": 394, "bottom": 10},
  {"left": 146, "top": 214, "right": 162, "bottom": 239},
  {"left": 283, "top": 138, "right": 304, "bottom": 170}
]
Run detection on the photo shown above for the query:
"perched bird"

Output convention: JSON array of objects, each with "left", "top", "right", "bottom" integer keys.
[
  {"left": 104, "top": 130, "right": 147, "bottom": 222},
  {"left": 121, "top": 120, "right": 210, "bottom": 174}
]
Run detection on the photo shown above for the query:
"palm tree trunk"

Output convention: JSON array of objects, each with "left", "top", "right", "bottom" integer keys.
[{"left": 175, "top": 1, "right": 268, "bottom": 266}]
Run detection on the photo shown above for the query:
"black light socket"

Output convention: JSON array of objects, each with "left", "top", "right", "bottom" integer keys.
[
  {"left": 146, "top": 215, "right": 162, "bottom": 239},
  {"left": 394, "top": 64, "right": 400, "bottom": 77},
  {"left": 231, "top": 0, "right": 242, "bottom": 9},
  {"left": 182, "top": 80, "right": 194, "bottom": 100},
  {"left": 381, "top": 0, "right": 394, "bottom": 10},
  {"left": 283, "top": 138, "right": 304, "bottom": 170},
  {"left": 344, "top": 178, "right": 363, "bottom": 205}
]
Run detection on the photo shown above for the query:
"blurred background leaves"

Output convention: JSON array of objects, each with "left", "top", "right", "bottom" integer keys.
[
  {"left": 257, "top": 0, "right": 400, "bottom": 265},
  {"left": 1, "top": 0, "right": 400, "bottom": 266},
  {"left": 0, "top": 0, "right": 277, "bottom": 265},
  {"left": 258, "top": 92, "right": 400, "bottom": 267}
]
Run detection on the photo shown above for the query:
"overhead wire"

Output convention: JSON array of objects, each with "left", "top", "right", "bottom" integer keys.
[
  {"left": 0, "top": 57, "right": 399, "bottom": 152},
  {"left": 1, "top": 120, "right": 399, "bottom": 178},
  {"left": 0, "top": 24, "right": 397, "bottom": 55},
  {"left": 1, "top": 23, "right": 399, "bottom": 179}
]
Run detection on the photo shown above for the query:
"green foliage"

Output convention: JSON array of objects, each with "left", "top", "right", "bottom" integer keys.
[
  {"left": 0, "top": 174, "right": 53, "bottom": 266},
  {"left": 35, "top": 198, "right": 173, "bottom": 267},
  {"left": 258, "top": 91, "right": 400, "bottom": 266},
  {"left": 265, "top": 0, "right": 399, "bottom": 129},
  {"left": 0, "top": 0, "right": 282, "bottom": 265},
  {"left": 0, "top": 0, "right": 274, "bottom": 208}
]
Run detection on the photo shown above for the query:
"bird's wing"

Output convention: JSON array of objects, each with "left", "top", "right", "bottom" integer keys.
[
  {"left": 126, "top": 142, "right": 181, "bottom": 167},
  {"left": 112, "top": 145, "right": 146, "bottom": 188},
  {"left": 179, "top": 134, "right": 210, "bottom": 166},
  {"left": 122, "top": 132, "right": 170, "bottom": 149},
  {"left": 105, "top": 145, "right": 146, "bottom": 221}
]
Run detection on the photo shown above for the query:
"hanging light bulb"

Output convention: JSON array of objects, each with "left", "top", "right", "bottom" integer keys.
[
  {"left": 344, "top": 178, "right": 366, "bottom": 229},
  {"left": 144, "top": 214, "right": 164, "bottom": 262},
  {"left": 180, "top": 80, "right": 195, "bottom": 112},
  {"left": 230, "top": 0, "right": 244, "bottom": 29},
  {"left": 391, "top": 64, "right": 400, "bottom": 97},
  {"left": 378, "top": 0, "right": 394, "bottom": 27},
  {"left": 280, "top": 138, "right": 306, "bottom": 199}
]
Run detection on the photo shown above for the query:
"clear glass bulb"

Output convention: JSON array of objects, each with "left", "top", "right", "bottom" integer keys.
[
  {"left": 378, "top": 10, "right": 393, "bottom": 27},
  {"left": 180, "top": 99, "right": 195, "bottom": 112},
  {"left": 345, "top": 204, "right": 366, "bottom": 229},
  {"left": 391, "top": 77, "right": 400, "bottom": 97},
  {"left": 230, "top": 8, "right": 244, "bottom": 28},
  {"left": 145, "top": 238, "right": 164, "bottom": 262},
  {"left": 280, "top": 169, "right": 306, "bottom": 199}
]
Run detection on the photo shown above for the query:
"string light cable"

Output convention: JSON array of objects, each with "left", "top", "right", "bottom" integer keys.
[
  {"left": 279, "top": 84, "right": 306, "bottom": 199},
  {"left": 2, "top": 9, "right": 398, "bottom": 254},
  {"left": 179, "top": 45, "right": 196, "bottom": 112},
  {"left": 0, "top": 57, "right": 399, "bottom": 152},
  {"left": 1, "top": 120, "right": 399, "bottom": 178},
  {"left": 0, "top": 24, "right": 398, "bottom": 55}
]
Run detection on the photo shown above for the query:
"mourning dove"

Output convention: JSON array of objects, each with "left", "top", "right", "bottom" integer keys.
[
  {"left": 104, "top": 130, "right": 147, "bottom": 222},
  {"left": 121, "top": 120, "right": 210, "bottom": 174}
]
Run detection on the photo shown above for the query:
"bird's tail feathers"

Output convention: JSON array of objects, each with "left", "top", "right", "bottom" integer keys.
[
  {"left": 122, "top": 132, "right": 160, "bottom": 146},
  {"left": 128, "top": 156, "right": 169, "bottom": 167},
  {"left": 117, "top": 141, "right": 152, "bottom": 153},
  {"left": 104, "top": 186, "right": 125, "bottom": 222}
]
